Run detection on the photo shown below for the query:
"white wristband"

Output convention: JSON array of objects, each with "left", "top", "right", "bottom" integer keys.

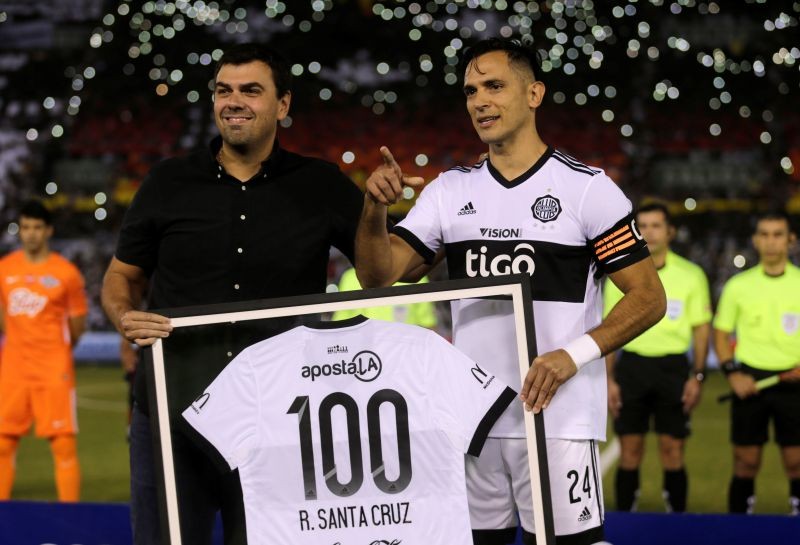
[{"left": 563, "top": 334, "right": 602, "bottom": 371}]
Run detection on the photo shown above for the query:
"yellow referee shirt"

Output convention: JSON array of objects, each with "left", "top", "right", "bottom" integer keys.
[
  {"left": 714, "top": 263, "right": 800, "bottom": 371},
  {"left": 604, "top": 251, "right": 712, "bottom": 357},
  {"left": 331, "top": 268, "right": 438, "bottom": 328}
]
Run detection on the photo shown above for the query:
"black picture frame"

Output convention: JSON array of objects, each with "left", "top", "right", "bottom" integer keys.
[{"left": 144, "top": 274, "right": 555, "bottom": 545}]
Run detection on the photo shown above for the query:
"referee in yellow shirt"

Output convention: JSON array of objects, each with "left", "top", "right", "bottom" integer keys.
[
  {"left": 714, "top": 211, "right": 800, "bottom": 514},
  {"left": 604, "top": 203, "right": 711, "bottom": 512}
]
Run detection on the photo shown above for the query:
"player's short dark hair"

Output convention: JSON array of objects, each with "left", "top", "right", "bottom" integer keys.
[
  {"left": 754, "top": 209, "right": 793, "bottom": 232},
  {"left": 215, "top": 43, "right": 292, "bottom": 98},
  {"left": 19, "top": 199, "right": 52, "bottom": 225},
  {"left": 637, "top": 202, "right": 672, "bottom": 226},
  {"left": 459, "top": 38, "right": 542, "bottom": 82}
]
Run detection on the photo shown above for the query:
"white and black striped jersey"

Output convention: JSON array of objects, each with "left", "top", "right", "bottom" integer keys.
[
  {"left": 182, "top": 317, "right": 515, "bottom": 544},
  {"left": 394, "top": 147, "right": 648, "bottom": 440}
]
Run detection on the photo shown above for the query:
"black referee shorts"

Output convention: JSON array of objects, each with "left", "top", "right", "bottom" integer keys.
[
  {"left": 731, "top": 363, "right": 800, "bottom": 447},
  {"left": 613, "top": 351, "right": 690, "bottom": 439}
]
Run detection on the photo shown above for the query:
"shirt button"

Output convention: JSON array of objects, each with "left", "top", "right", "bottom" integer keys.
[
  {"left": 217, "top": 174, "right": 221, "bottom": 179},
  {"left": 234, "top": 283, "right": 240, "bottom": 290},
  {"left": 241, "top": 186, "right": 246, "bottom": 191},
  {"left": 237, "top": 248, "right": 243, "bottom": 254},
  {"left": 240, "top": 214, "right": 246, "bottom": 220}
]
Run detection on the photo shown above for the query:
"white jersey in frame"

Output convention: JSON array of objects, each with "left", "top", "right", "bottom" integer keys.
[
  {"left": 394, "top": 148, "right": 649, "bottom": 441},
  {"left": 182, "top": 316, "right": 516, "bottom": 545}
]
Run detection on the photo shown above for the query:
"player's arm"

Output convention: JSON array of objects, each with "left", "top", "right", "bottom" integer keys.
[
  {"left": 356, "top": 146, "right": 440, "bottom": 287},
  {"left": 682, "top": 322, "right": 710, "bottom": 413},
  {"left": 606, "top": 352, "right": 622, "bottom": 418},
  {"left": 101, "top": 257, "right": 171, "bottom": 346},
  {"left": 714, "top": 326, "right": 757, "bottom": 399},
  {"left": 521, "top": 249, "right": 666, "bottom": 413},
  {"left": 68, "top": 315, "right": 87, "bottom": 347},
  {"left": 593, "top": 259, "right": 666, "bottom": 353}
]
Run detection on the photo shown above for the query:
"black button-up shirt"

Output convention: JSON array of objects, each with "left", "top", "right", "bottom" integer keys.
[{"left": 116, "top": 136, "right": 363, "bottom": 309}]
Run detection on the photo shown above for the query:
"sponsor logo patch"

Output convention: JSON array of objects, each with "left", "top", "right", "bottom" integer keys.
[
  {"left": 457, "top": 202, "right": 477, "bottom": 216},
  {"left": 466, "top": 243, "right": 536, "bottom": 277},
  {"left": 39, "top": 275, "right": 60, "bottom": 288},
  {"left": 479, "top": 227, "right": 521, "bottom": 239},
  {"left": 190, "top": 392, "right": 210, "bottom": 414},
  {"left": 302, "top": 350, "right": 383, "bottom": 382},
  {"left": 7, "top": 287, "right": 47, "bottom": 317},
  {"left": 531, "top": 195, "right": 562, "bottom": 223}
]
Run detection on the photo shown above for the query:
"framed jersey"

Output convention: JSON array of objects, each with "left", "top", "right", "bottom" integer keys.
[{"left": 144, "top": 275, "right": 555, "bottom": 545}]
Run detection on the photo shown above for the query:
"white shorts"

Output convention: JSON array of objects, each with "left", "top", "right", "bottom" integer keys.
[{"left": 466, "top": 437, "right": 604, "bottom": 540}]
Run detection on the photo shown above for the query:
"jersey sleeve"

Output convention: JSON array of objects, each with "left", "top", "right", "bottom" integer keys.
[
  {"left": 713, "top": 277, "right": 739, "bottom": 333},
  {"left": 327, "top": 168, "right": 364, "bottom": 264},
  {"left": 65, "top": 264, "right": 88, "bottom": 318},
  {"left": 392, "top": 179, "right": 444, "bottom": 264},
  {"left": 423, "top": 332, "right": 517, "bottom": 457},
  {"left": 116, "top": 169, "right": 169, "bottom": 275},
  {"left": 182, "top": 350, "right": 259, "bottom": 470},
  {"left": 686, "top": 267, "right": 712, "bottom": 327},
  {"left": 580, "top": 175, "right": 649, "bottom": 275}
]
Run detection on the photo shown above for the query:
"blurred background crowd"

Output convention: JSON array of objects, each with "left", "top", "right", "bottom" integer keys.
[{"left": 0, "top": 0, "right": 797, "bottom": 333}]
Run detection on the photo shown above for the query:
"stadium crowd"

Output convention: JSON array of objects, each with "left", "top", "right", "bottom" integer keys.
[{"left": 0, "top": 0, "right": 798, "bottom": 535}]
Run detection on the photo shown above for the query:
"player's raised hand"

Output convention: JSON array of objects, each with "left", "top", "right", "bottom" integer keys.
[
  {"left": 119, "top": 310, "right": 173, "bottom": 346},
  {"left": 365, "top": 146, "right": 425, "bottom": 206},
  {"left": 520, "top": 349, "right": 578, "bottom": 414}
]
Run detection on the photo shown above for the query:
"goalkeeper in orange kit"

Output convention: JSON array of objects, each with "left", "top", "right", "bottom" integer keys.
[{"left": 0, "top": 200, "right": 88, "bottom": 501}]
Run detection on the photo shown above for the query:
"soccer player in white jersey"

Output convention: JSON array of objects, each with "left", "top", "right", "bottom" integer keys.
[{"left": 355, "top": 38, "right": 666, "bottom": 545}]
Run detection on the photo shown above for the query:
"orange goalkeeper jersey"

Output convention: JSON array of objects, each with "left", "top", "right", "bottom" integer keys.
[{"left": 0, "top": 250, "right": 88, "bottom": 383}]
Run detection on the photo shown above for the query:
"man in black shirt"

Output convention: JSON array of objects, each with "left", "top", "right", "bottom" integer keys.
[{"left": 101, "top": 43, "right": 363, "bottom": 545}]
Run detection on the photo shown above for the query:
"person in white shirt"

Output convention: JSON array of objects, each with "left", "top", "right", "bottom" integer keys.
[{"left": 355, "top": 38, "right": 666, "bottom": 545}]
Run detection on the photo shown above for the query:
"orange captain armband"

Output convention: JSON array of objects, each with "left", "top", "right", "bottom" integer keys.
[{"left": 591, "top": 213, "right": 649, "bottom": 275}]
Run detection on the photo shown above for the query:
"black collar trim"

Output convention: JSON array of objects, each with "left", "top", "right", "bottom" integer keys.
[
  {"left": 304, "top": 315, "right": 369, "bottom": 330},
  {"left": 486, "top": 146, "right": 553, "bottom": 188}
]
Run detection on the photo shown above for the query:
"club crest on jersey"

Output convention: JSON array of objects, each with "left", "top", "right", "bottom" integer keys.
[
  {"left": 783, "top": 313, "right": 800, "bottom": 335},
  {"left": 39, "top": 275, "right": 60, "bottom": 288},
  {"left": 531, "top": 195, "right": 562, "bottom": 223},
  {"left": 302, "top": 350, "right": 383, "bottom": 382}
]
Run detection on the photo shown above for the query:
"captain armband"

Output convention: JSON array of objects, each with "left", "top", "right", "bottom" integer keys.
[{"left": 591, "top": 214, "right": 649, "bottom": 274}]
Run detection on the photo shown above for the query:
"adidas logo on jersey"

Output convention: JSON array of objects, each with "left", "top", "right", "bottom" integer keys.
[
  {"left": 479, "top": 227, "right": 521, "bottom": 239},
  {"left": 577, "top": 506, "right": 592, "bottom": 522},
  {"left": 457, "top": 202, "right": 477, "bottom": 215}
]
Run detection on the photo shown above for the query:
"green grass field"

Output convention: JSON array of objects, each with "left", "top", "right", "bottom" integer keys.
[{"left": 9, "top": 367, "right": 794, "bottom": 514}]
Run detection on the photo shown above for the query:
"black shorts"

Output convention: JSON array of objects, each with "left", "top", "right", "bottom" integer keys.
[
  {"left": 731, "top": 364, "right": 800, "bottom": 447},
  {"left": 613, "top": 351, "right": 690, "bottom": 439}
]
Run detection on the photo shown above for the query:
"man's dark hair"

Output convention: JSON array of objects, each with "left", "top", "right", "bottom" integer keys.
[
  {"left": 215, "top": 43, "right": 292, "bottom": 98},
  {"left": 754, "top": 209, "right": 793, "bottom": 232},
  {"left": 19, "top": 199, "right": 52, "bottom": 225},
  {"left": 637, "top": 202, "right": 672, "bottom": 226},
  {"left": 459, "top": 38, "right": 542, "bottom": 81}
]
